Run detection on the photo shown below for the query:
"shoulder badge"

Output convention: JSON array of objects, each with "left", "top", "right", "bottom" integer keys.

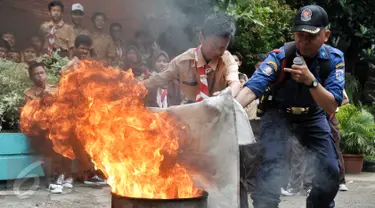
[
  {"left": 262, "top": 66, "right": 274, "bottom": 76},
  {"left": 335, "top": 69, "right": 344, "bottom": 81}
]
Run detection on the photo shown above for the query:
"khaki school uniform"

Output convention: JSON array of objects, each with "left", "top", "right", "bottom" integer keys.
[
  {"left": 91, "top": 32, "right": 116, "bottom": 61},
  {"left": 24, "top": 84, "right": 57, "bottom": 102},
  {"left": 73, "top": 26, "right": 90, "bottom": 37},
  {"left": 41, "top": 20, "right": 75, "bottom": 54},
  {"left": 143, "top": 47, "right": 239, "bottom": 102}
]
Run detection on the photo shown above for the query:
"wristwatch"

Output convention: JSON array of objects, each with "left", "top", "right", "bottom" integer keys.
[{"left": 307, "top": 78, "right": 319, "bottom": 89}]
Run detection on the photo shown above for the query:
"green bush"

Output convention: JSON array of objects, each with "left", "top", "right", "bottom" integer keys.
[
  {"left": 336, "top": 104, "right": 375, "bottom": 155},
  {"left": 217, "top": 0, "right": 295, "bottom": 73},
  {"left": 0, "top": 53, "right": 65, "bottom": 131}
]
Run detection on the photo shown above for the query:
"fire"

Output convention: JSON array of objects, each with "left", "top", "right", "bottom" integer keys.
[{"left": 21, "top": 61, "right": 199, "bottom": 199}]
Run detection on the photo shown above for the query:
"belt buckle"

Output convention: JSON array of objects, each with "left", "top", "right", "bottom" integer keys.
[{"left": 288, "top": 107, "right": 307, "bottom": 115}]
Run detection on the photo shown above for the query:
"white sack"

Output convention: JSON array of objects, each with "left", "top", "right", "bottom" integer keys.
[{"left": 151, "top": 88, "right": 255, "bottom": 208}]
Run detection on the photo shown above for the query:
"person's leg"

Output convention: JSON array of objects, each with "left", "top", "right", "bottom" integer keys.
[
  {"left": 297, "top": 111, "right": 340, "bottom": 208},
  {"left": 285, "top": 136, "right": 307, "bottom": 195},
  {"left": 246, "top": 119, "right": 262, "bottom": 192},
  {"left": 329, "top": 115, "right": 347, "bottom": 187},
  {"left": 251, "top": 109, "right": 293, "bottom": 208},
  {"left": 239, "top": 145, "right": 249, "bottom": 208},
  {"left": 302, "top": 149, "right": 314, "bottom": 194}
]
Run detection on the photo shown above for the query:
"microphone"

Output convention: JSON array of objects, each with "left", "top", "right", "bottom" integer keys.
[{"left": 293, "top": 56, "right": 304, "bottom": 66}]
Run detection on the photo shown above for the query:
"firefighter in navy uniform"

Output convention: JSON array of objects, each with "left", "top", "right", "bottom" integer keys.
[{"left": 236, "top": 5, "right": 344, "bottom": 208}]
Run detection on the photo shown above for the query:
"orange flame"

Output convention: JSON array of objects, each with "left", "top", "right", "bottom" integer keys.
[{"left": 21, "top": 61, "right": 199, "bottom": 199}]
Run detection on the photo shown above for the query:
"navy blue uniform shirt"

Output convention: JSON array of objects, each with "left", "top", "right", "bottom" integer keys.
[{"left": 245, "top": 44, "right": 345, "bottom": 107}]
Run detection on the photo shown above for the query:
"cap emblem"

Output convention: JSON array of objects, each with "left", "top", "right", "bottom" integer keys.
[{"left": 301, "top": 8, "right": 312, "bottom": 22}]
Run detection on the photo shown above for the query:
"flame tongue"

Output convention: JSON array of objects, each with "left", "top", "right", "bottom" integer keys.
[{"left": 21, "top": 61, "right": 199, "bottom": 199}]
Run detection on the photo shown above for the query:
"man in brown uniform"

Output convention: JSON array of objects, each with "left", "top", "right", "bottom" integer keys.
[
  {"left": 71, "top": 3, "right": 90, "bottom": 37},
  {"left": 91, "top": 12, "right": 116, "bottom": 65},
  {"left": 143, "top": 13, "right": 241, "bottom": 102},
  {"left": 41, "top": 1, "right": 75, "bottom": 59},
  {"left": 143, "top": 13, "right": 247, "bottom": 207}
]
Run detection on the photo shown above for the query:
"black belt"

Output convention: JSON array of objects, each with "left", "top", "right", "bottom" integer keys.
[
  {"left": 285, "top": 107, "right": 311, "bottom": 115},
  {"left": 269, "top": 102, "right": 318, "bottom": 115}
]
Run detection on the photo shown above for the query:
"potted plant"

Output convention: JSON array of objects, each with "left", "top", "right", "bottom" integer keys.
[
  {"left": 0, "top": 54, "right": 65, "bottom": 181},
  {"left": 336, "top": 104, "right": 375, "bottom": 174},
  {"left": 363, "top": 155, "right": 375, "bottom": 172}
]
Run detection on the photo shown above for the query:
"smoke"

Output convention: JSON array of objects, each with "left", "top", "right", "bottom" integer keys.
[{"left": 139, "top": 0, "right": 217, "bottom": 57}]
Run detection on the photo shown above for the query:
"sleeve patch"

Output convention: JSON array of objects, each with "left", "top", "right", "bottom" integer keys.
[
  {"left": 262, "top": 66, "right": 275, "bottom": 76},
  {"left": 266, "top": 61, "right": 278, "bottom": 72},
  {"left": 336, "top": 69, "right": 344, "bottom": 81}
]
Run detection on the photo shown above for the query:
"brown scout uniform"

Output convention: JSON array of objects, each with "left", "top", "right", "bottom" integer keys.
[
  {"left": 91, "top": 32, "right": 116, "bottom": 61},
  {"left": 73, "top": 26, "right": 90, "bottom": 37},
  {"left": 144, "top": 47, "right": 239, "bottom": 102},
  {"left": 24, "top": 84, "right": 57, "bottom": 102},
  {"left": 41, "top": 20, "right": 75, "bottom": 55}
]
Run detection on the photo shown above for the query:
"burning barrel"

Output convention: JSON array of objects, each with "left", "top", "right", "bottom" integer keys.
[{"left": 111, "top": 189, "right": 208, "bottom": 208}]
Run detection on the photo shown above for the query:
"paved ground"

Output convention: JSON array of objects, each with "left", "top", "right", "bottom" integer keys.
[{"left": 1, "top": 173, "right": 374, "bottom": 208}]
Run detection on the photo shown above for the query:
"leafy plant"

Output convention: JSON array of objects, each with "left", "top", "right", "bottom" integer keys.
[
  {"left": 336, "top": 104, "right": 375, "bottom": 155},
  {"left": 363, "top": 105, "right": 375, "bottom": 117},
  {"left": 365, "top": 155, "right": 375, "bottom": 161},
  {"left": 345, "top": 72, "right": 360, "bottom": 103},
  {"left": 41, "top": 52, "right": 70, "bottom": 76},
  {"left": 215, "top": 0, "right": 295, "bottom": 74},
  {"left": 0, "top": 60, "right": 31, "bottom": 131},
  {"left": 0, "top": 54, "right": 64, "bottom": 131}
]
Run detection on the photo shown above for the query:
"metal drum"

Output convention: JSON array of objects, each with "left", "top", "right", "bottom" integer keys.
[{"left": 111, "top": 190, "right": 208, "bottom": 208}]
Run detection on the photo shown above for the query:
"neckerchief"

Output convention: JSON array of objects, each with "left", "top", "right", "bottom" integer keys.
[{"left": 195, "top": 45, "right": 213, "bottom": 102}]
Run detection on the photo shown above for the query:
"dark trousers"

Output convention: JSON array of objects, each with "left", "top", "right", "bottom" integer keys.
[
  {"left": 251, "top": 109, "right": 340, "bottom": 208},
  {"left": 329, "top": 114, "right": 346, "bottom": 184},
  {"left": 239, "top": 120, "right": 262, "bottom": 208},
  {"left": 289, "top": 114, "right": 346, "bottom": 191}
]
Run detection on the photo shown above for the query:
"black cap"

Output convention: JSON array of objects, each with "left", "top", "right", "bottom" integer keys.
[{"left": 292, "top": 5, "right": 329, "bottom": 34}]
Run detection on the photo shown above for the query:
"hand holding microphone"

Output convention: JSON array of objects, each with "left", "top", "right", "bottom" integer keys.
[{"left": 284, "top": 56, "right": 315, "bottom": 85}]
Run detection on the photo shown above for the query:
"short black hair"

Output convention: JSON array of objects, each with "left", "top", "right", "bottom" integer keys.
[
  {"left": 28, "top": 61, "right": 44, "bottom": 77},
  {"left": 110, "top": 22, "right": 122, "bottom": 31},
  {"left": 8, "top": 49, "right": 20, "bottom": 54},
  {"left": 92, "top": 12, "right": 107, "bottom": 22},
  {"left": 48, "top": 1, "right": 64, "bottom": 12},
  {"left": 233, "top": 52, "right": 243, "bottom": 62},
  {"left": 256, "top": 53, "right": 267, "bottom": 62},
  {"left": 0, "top": 38, "right": 10, "bottom": 50},
  {"left": 202, "top": 13, "right": 236, "bottom": 39},
  {"left": 74, "top": 35, "right": 92, "bottom": 48},
  {"left": 23, "top": 45, "right": 37, "bottom": 51}
]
